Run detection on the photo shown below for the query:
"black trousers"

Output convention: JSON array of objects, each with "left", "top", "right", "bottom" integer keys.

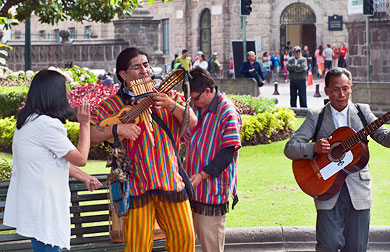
[
  {"left": 316, "top": 184, "right": 370, "bottom": 252},
  {"left": 325, "top": 60, "right": 332, "bottom": 71},
  {"left": 290, "top": 80, "right": 307, "bottom": 108}
]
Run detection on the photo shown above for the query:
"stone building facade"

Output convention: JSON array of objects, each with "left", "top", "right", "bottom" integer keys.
[{"left": 143, "top": 0, "right": 352, "bottom": 75}]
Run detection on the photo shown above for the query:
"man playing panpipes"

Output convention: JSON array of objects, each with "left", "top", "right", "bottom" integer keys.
[{"left": 90, "top": 47, "right": 197, "bottom": 251}]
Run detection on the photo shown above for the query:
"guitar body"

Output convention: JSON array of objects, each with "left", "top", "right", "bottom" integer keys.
[
  {"left": 293, "top": 126, "right": 369, "bottom": 201},
  {"left": 99, "top": 106, "right": 140, "bottom": 144}
]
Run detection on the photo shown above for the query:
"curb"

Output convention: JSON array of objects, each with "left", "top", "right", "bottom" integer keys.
[{"left": 217, "top": 226, "right": 390, "bottom": 251}]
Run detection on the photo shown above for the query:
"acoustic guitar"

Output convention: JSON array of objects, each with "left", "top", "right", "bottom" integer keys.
[
  {"left": 292, "top": 111, "right": 390, "bottom": 201},
  {"left": 99, "top": 69, "right": 185, "bottom": 144}
]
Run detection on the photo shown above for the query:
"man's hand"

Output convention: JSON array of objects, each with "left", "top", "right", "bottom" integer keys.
[
  {"left": 249, "top": 68, "right": 255, "bottom": 73},
  {"left": 152, "top": 93, "right": 174, "bottom": 110},
  {"left": 117, "top": 124, "right": 141, "bottom": 141},
  {"left": 297, "top": 64, "right": 301, "bottom": 68},
  {"left": 190, "top": 173, "right": 203, "bottom": 188},
  {"left": 314, "top": 136, "right": 332, "bottom": 154}
]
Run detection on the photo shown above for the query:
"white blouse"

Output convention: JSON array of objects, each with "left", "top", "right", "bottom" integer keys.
[{"left": 4, "top": 114, "right": 76, "bottom": 249}]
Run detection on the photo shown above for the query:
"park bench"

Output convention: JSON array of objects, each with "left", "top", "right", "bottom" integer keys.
[{"left": 0, "top": 174, "right": 166, "bottom": 251}]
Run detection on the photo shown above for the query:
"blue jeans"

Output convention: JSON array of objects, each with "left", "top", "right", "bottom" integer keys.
[{"left": 31, "top": 238, "right": 61, "bottom": 252}]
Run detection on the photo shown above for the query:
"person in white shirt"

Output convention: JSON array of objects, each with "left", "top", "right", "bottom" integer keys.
[
  {"left": 3, "top": 69, "right": 102, "bottom": 251},
  {"left": 193, "top": 53, "right": 208, "bottom": 70}
]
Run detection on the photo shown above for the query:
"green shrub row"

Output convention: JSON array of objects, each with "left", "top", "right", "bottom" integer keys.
[
  {"left": 0, "top": 86, "right": 28, "bottom": 118},
  {"left": 241, "top": 107, "right": 295, "bottom": 145},
  {"left": 0, "top": 107, "right": 296, "bottom": 158},
  {"left": 0, "top": 117, "right": 109, "bottom": 160}
]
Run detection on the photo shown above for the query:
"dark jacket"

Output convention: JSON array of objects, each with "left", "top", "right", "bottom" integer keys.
[
  {"left": 240, "top": 60, "right": 264, "bottom": 86},
  {"left": 286, "top": 56, "right": 308, "bottom": 81}
]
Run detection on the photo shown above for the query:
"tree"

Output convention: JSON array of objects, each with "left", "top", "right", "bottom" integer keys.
[{"left": 0, "top": 0, "right": 173, "bottom": 28}]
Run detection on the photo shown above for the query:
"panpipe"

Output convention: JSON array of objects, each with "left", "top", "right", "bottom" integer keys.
[
  {"left": 127, "top": 77, "right": 156, "bottom": 146},
  {"left": 99, "top": 69, "right": 185, "bottom": 146}
]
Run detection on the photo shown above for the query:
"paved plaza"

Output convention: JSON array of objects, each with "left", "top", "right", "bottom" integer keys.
[{"left": 260, "top": 79, "right": 327, "bottom": 111}]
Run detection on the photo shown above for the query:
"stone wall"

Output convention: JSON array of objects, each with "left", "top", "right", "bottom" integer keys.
[
  {"left": 345, "top": 19, "right": 390, "bottom": 82},
  {"left": 352, "top": 82, "right": 390, "bottom": 113},
  {"left": 215, "top": 78, "right": 259, "bottom": 96},
  {"left": 6, "top": 39, "right": 128, "bottom": 71}
]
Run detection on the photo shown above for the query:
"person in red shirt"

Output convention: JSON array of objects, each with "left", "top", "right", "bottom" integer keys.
[{"left": 338, "top": 43, "right": 348, "bottom": 68}]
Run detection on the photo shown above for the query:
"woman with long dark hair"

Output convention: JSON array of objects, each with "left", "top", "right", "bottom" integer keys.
[
  {"left": 315, "top": 45, "right": 326, "bottom": 78},
  {"left": 4, "top": 69, "right": 102, "bottom": 251}
]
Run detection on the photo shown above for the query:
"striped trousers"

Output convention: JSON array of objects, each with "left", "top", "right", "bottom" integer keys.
[{"left": 123, "top": 195, "right": 195, "bottom": 252}]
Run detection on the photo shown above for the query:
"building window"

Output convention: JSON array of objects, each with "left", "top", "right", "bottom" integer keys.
[
  {"left": 84, "top": 26, "right": 91, "bottom": 39},
  {"left": 69, "top": 27, "right": 76, "bottom": 40},
  {"left": 162, "top": 19, "right": 169, "bottom": 55},
  {"left": 54, "top": 29, "right": 60, "bottom": 41},
  {"left": 39, "top": 30, "right": 46, "bottom": 39},
  {"left": 200, "top": 9, "right": 211, "bottom": 58}
]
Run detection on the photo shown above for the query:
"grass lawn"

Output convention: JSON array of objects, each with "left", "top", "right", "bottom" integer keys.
[{"left": 2, "top": 117, "right": 390, "bottom": 227}]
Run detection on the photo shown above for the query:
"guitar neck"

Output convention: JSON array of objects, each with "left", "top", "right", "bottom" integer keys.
[{"left": 343, "top": 112, "right": 390, "bottom": 150}]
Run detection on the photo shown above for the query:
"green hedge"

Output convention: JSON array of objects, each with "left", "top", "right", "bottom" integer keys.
[
  {"left": 0, "top": 107, "right": 296, "bottom": 158},
  {"left": 0, "top": 86, "right": 28, "bottom": 118},
  {"left": 0, "top": 117, "right": 109, "bottom": 159},
  {"left": 240, "top": 107, "right": 295, "bottom": 145}
]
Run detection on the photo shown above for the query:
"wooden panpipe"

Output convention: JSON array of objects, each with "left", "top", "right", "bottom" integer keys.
[
  {"left": 99, "top": 69, "right": 185, "bottom": 146},
  {"left": 127, "top": 77, "right": 156, "bottom": 146}
]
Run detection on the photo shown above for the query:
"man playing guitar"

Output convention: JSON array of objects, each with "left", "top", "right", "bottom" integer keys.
[
  {"left": 90, "top": 47, "right": 197, "bottom": 251},
  {"left": 284, "top": 67, "right": 390, "bottom": 251}
]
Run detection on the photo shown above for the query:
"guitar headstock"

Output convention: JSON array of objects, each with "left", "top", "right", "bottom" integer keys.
[{"left": 158, "top": 69, "right": 185, "bottom": 93}]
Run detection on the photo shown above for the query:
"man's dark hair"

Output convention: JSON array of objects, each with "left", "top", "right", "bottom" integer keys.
[
  {"left": 182, "top": 49, "right": 189, "bottom": 54},
  {"left": 116, "top": 47, "right": 149, "bottom": 84},
  {"left": 16, "top": 70, "right": 74, "bottom": 129},
  {"left": 325, "top": 67, "right": 352, "bottom": 88},
  {"left": 189, "top": 67, "right": 215, "bottom": 93},
  {"left": 327, "top": 44, "right": 331, "bottom": 48}
]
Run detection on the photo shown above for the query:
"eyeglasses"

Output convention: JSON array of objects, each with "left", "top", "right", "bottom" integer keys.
[{"left": 191, "top": 89, "right": 205, "bottom": 101}]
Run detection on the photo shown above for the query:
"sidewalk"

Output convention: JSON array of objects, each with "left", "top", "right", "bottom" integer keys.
[
  {"left": 195, "top": 226, "right": 390, "bottom": 251},
  {"left": 260, "top": 79, "right": 326, "bottom": 112}
]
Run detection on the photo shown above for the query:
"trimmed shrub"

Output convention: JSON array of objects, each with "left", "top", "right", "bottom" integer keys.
[
  {"left": 0, "top": 159, "right": 12, "bottom": 180},
  {"left": 240, "top": 107, "right": 296, "bottom": 145},
  {"left": 0, "top": 86, "right": 28, "bottom": 118},
  {"left": 227, "top": 95, "right": 275, "bottom": 115},
  {"left": 0, "top": 117, "right": 109, "bottom": 159},
  {"left": 0, "top": 107, "right": 296, "bottom": 158}
]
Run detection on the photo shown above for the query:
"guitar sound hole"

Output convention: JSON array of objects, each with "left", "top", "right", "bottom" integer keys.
[{"left": 328, "top": 142, "right": 345, "bottom": 162}]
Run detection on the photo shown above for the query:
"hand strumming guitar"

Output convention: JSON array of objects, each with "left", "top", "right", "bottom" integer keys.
[{"left": 314, "top": 136, "right": 332, "bottom": 154}]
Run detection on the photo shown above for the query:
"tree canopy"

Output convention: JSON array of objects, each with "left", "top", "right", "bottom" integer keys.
[{"left": 0, "top": 0, "right": 172, "bottom": 28}]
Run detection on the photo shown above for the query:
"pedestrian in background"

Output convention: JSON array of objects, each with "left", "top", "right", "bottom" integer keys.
[
  {"left": 171, "top": 53, "right": 179, "bottom": 71},
  {"left": 240, "top": 51, "right": 265, "bottom": 94},
  {"left": 302, "top": 45, "right": 312, "bottom": 70},
  {"left": 338, "top": 42, "right": 348, "bottom": 68},
  {"left": 287, "top": 46, "right": 308, "bottom": 108},
  {"left": 270, "top": 51, "right": 281, "bottom": 84},
  {"left": 331, "top": 44, "right": 339, "bottom": 69},
  {"left": 193, "top": 53, "right": 208, "bottom": 70},
  {"left": 315, "top": 45, "right": 325, "bottom": 78},
  {"left": 262, "top": 52, "right": 271, "bottom": 84},
  {"left": 210, "top": 52, "right": 223, "bottom": 79},
  {"left": 283, "top": 49, "right": 289, "bottom": 83},
  {"left": 324, "top": 44, "right": 334, "bottom": 71},
  {"left": 175, "top": 49, "right": 192, "bottom": 71}
]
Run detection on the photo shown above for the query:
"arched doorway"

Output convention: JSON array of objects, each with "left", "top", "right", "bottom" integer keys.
[
  {"left": 280, "top": 3, "right": 316, "bottom": 56},
  {"left": 199, "top": 9, "right": 211, "bottom": 58}
]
